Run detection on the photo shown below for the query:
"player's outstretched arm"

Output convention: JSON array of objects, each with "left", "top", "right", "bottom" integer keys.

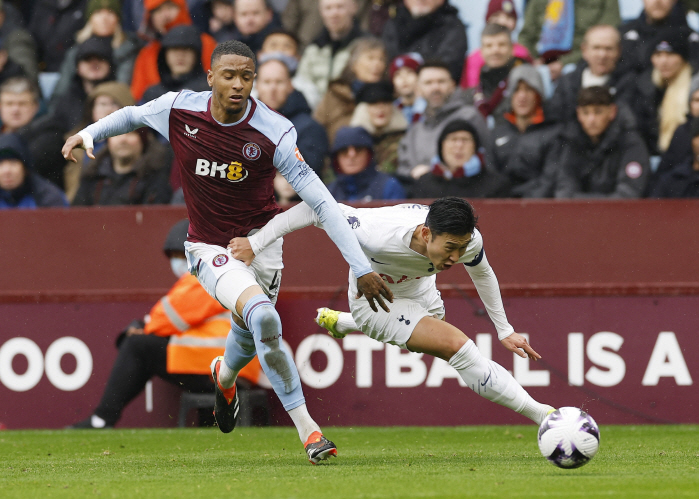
[{"left": 62, "top": 134, "right": 94, "bottom": 163}]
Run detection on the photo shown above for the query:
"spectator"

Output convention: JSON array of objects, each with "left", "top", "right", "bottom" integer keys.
[
  {"left": 63, "top": 81, "right": 136, "bottom": 201},
  {"left": 635, "top": 27, "right": 693, "bottom": 155},
  {"left": 410, "top": 119, "right": 509, "bottom": 199},
  {"left": 0, "top": 38, "right": 28, "bottom": 88},
  {"left": 48, "top": 36, "right": 116, "bottom": 135},
  {"left": 0, "top": 1, "right": 38, "bottom": 81},
  {"left": 390, "top": 53, "right": 426, "bottom": 124},
  {"left": 536, "top": 86, "right": 649, "bottom": 198},
  {"left": 350, "top": 81, "right": 407, "bottom": 174},
  {"left": 461, "top": 0, "right": 531, "bottom": 89},
  {"left": 142, "top": 25, "right": 210, "bottom": 102},
  {"left": 296, "top": 0, "right": 365, "bottom": 97},
  {"left": 273, "top": 171, "right": 301, "bottom": 206},
  {"left": 208, "top": 0, "right": 236, "bottom": 38},
  {"left": 382, "top": 0, "right": 467, "bottom": 83},
  {"left": 131, "top": 0, "right": 217, "bottom": 102},
  {"left": 619, "top": 0, "right": 699, "bottom": 76},
  {"left": 396, "top": 61, "right": 488, "bottom": 181},
  {"left": 72, "top": 129, "right": 173, "bottom": 205},
  {"left": 0, "top": 134, "right": 68, "bottom": 209},
  {"left": 327, "top": 126, "right": 405, "bottom": 201},
  {"left": 67, "top": 219, "right": 263, "bottom": 429},
  {"left": 211, "top": 0, "right": 280, "bottom": 54},
  {"left": 648, "top": 116, "right": 699, "bottom": 197},
  {"left": 256, "top": 29, "right": 320, "bottom": 109},
  {"left": 518, "top": 0, "right": 620, "bottom": 81},
  {"left": 29, "top": 0, "right": 89, "bottom": 72},
  {"left": 255, "top": 57, "right": 329, "bottom": 175},
  {"left": 548, "top": 25, "right": 635, "bottom": 123},
  {"left": 464, "top": 23, "right": 528, "bottom": 120},
  {"left": 313, "top": 37, "right": 387, "bottom": 143},
  {"left": 488, "top": 65, "right": 559, "bottom": 198},
  {"left": 0, "top": 77, "right": 66, "bottom": 189},
  {"left": 53, "top": 0, "right": 141, "bottom": 99}
]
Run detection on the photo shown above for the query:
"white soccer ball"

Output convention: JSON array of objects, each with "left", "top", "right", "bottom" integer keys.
[{"left": 537, "top": 407, "right": 600, "bottom": 469}]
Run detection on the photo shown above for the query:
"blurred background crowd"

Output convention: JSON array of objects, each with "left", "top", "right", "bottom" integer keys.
[{"left": 3, "top": 0, "right": 699, "bottom": 209}]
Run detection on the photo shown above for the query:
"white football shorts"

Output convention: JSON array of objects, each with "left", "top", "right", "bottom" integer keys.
[
  {"left": 185, "top": 236, "right": 283, "bottom": 319},
  {"left": 348, "top": 282, "right": 445, "bottom": 349}
]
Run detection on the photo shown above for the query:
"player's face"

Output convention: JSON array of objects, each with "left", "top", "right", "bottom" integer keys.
[
  {"left": 208, "top": 54, "right": 256, "bottom": 121},
  {"left": 425, "top": 230, "right": 471, "bottom": 271}
]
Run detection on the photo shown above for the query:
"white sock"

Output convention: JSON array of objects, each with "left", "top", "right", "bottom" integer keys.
[
  {"left": 287, "top": 403, "right": 321, "bottom": 443},
  {"left": 449, "top": 340, "right": 553, "bottom": 424},
  {"left": 336, "top": 312, "right": 358, "bottom": 335},
  {"left": 218, "top": 361, "right": 237, "bottom": 389},
  {"left": 91, "top": 414, "right": 107, "bottom": 428}
]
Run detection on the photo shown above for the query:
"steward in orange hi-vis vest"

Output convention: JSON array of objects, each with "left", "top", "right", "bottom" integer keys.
[{"left": 145, "top": 272, "right": 262, "bottom": 383}]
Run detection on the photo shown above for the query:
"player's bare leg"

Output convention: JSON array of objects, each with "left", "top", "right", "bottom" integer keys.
[
  {"left": 216, "top": 277, "right": 336, "bottom": 463},
  {"left": 406, "top": 316, "right": 554, "bottom": 424}
]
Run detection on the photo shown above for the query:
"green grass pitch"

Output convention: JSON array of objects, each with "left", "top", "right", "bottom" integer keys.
[{"left": 1, "top": 425, "right": 697, "bottom": 498}]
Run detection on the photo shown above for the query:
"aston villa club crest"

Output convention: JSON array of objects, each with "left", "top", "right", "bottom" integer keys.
[
  {"left": 212, "top": 254, "right": 229, "bottom": 267},
  {"left": 243, "top": 142, "right": 261, "bottom": 160}
]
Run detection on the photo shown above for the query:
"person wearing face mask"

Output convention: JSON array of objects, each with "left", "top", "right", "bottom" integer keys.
[{"left": 67, "top": 219, "right": 264, "bottom": 429}]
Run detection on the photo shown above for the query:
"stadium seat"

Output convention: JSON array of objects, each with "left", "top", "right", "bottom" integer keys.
[{"left": 178, "top": 389, "right": 270, "bottom": 428}]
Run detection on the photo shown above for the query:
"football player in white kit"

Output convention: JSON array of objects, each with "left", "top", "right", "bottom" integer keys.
[{"left": 229, "top": 197, "right": 555, "bottom": 425}]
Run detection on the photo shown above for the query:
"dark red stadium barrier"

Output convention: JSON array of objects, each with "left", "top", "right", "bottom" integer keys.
[{"left": 1, "top": 201, "right": 698, "bottom": 428}]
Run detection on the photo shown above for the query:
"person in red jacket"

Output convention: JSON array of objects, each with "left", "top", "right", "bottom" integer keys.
[
  {"left": 68, "top": 219, "right": 262, "bottom": 429},
  {"left": 131, "top": 0, "right": 218, "bottom": 101}
]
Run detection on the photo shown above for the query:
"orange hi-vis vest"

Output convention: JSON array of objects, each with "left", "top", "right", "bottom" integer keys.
[{"left": 144, "top": 273, "right": 262, "bottom": 383}]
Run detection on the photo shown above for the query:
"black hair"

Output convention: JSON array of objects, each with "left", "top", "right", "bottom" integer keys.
[
  {"left": 425, "top": 197, "right": 478, "bottom": 238},
  {"left": 417, "top": 59, "right": 453, "bottom": 79},
  {"left": 211, "top": 40, "right": 257, "bottom": 69},
  {"left": 263, "top": 28, "right": 301, "bottom": 53},
  {"left": 577, "top": 86, "right": 614, "bottom": 107}
]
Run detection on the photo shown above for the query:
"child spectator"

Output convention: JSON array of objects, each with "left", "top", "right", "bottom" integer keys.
[
  {"left": 350, "top": 81, "right": 407, "bottom": 174},
  {"left": 461, "top": 0, "right": 531, "bottom": 89},
  {"left": 327, "top": 126, "right": 405, "bottom": 201},
  {"left": 142, "top": 25, "right": 209, "bottom": 102},
  {"left": 410, "top": 119, "right": 509, "bottom": 199},
  {"left": 53, "top": 0, "right": 140, "bottom": 99},
  {"left": 389, "top": 53, "right": 426, "bottom": 124},
  {"left": 0, "top": 134, "right": 68, "bottom": 209}
]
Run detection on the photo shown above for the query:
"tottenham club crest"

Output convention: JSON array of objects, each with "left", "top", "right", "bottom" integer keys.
[
  {"left": 243, "top": 142, "right": 261, "bottom": 161},
  {"left": 212, "top": 254, "right": 229, "bottom": 267}
]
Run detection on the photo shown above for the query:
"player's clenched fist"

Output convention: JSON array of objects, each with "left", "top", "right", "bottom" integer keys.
[{"left": 228, "top": 237, "right": 255, "bottom": 266}]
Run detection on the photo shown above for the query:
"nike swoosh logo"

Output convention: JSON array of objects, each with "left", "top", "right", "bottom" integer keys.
[
  {"left": 481, "top": 373, "right": 491, "bottom": 386},
  {"left": 371, "top": 258, "right": 390, "bottom": 265}
]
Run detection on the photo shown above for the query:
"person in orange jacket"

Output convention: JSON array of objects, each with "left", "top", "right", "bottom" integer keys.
[
  {"left": 131, "top": 0, "right": 218, "bottom": 102},
  {"left": 68, "top": 219, "right": 262, "bottom": 428}
]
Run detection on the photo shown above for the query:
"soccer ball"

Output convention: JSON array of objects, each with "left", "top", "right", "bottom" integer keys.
[{"left": 537, "top": 407, "right": 600, "bottom": 469}]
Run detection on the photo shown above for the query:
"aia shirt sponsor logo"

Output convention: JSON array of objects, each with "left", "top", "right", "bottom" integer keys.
[
  {"left": 243, "top": 142, "right": 261, "bottom": 160},
  {"left": 195, "top": 159, "right": 249, "bottom": 182},
  {"left": 212, "top": 254, "right": 229, "bottom": 267}
]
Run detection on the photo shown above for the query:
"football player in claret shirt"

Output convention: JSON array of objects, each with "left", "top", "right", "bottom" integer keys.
[
  {"left": 229, "top": 197, "right": 556, "bottom": 426},
  {"left": 62, "top": 40, "right": 393, "bottom": 464}
]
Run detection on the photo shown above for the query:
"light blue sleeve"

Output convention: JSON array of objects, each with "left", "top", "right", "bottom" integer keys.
[
  {"left": 82, "top": 92, "right": 179, "bottom": 142},
  {"left": 273, "top": 128, "right": 373, "bottom": 278}
]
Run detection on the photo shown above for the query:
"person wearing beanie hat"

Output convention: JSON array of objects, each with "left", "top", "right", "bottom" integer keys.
[
  {"left": 634, "top": 26, "right": 694, "bottom": 155},
  {"left": 142, "top": 25, "right": 209, "bottom": 102},
  {"left": 648, "top": 116, "right": 699, "bottom": 197},
  {"left": 532, "top": 85, "right": 649, "bottom": 198},
  {"left": 390, "top": 53, "right": 427, "bottom": 124},
  {"left": 52, "top": 0, "right": 141, "bottom": 99},
  {"left": 548, "top": 25, "right": 635, "bottom": 123},
  {"left": 350, "top": 81, "right": 408, "bottom": 174},
  {"left": 410, "top": 119, "right": 510, "bottom": 199},
  {"left": 67, "top": 217, "right": 266, "bottom": 430},
  {"left": 464, "top": 23, "right": 531, "bottom": 120},
  {"left": 130, "top": 0, "right": 217, "bottom": 101},
  {"left": 618, "top": 0, "right": 699, "bottom": 77},
  {"left": 461, "top": 0, "right": 532, "bottom": 89},
  {"left": 488, "top": 64, "right": 559, "bottom": 197},
  {"left": 0, "top": 133, "right": 68, "bottom": 209},
  {"left": 327, "top": 126, "right": 405, "bottom": 201}
]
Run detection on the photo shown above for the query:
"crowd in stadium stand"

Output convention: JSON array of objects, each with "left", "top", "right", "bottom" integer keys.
[{"left": 3, "top": 0, "right": 699, "bottom": 209}]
